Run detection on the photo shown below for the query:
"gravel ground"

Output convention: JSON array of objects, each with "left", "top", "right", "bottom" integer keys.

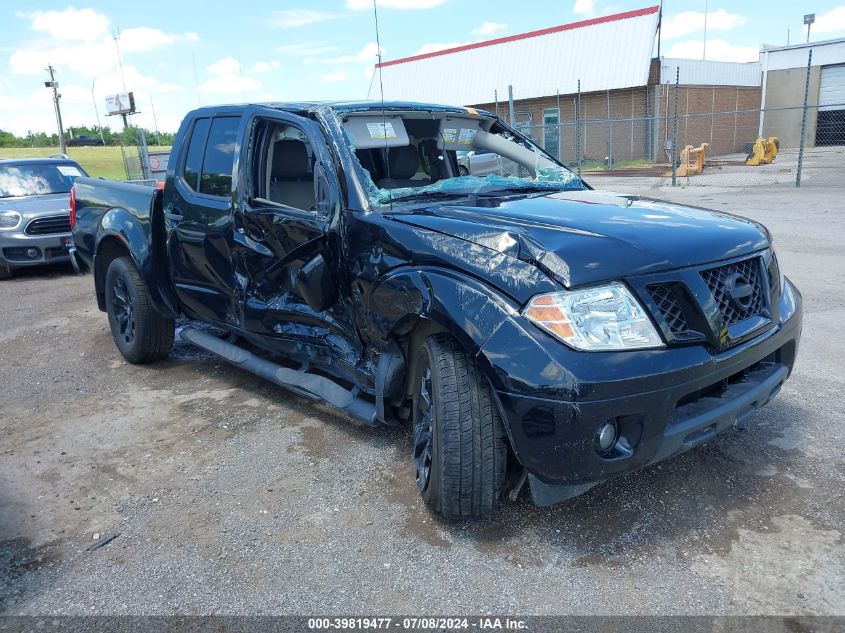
[{"left": 0, "top": 186, "right": 843, "bottom": 616}]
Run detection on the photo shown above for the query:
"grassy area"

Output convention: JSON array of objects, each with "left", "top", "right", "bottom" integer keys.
[
  {"left": 581, "top": 159, "right": 654, "bottom": 171},
  {"left": 0, "top": 145, "right": 171, "bottom": 180}
]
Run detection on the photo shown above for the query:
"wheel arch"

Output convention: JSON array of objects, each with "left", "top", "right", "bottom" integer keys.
[
  {"left": 93, "top": 233, "right": 132, "bottom": 311},
  {"left": 368, "top": 266, "right": 519, "bottom": 403},
  {"left": 93, "top": 205, "right": 177, "bottom": 319}
]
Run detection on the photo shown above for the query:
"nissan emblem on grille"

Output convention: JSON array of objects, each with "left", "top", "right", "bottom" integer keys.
[{"left": 725, "top": 272, "right": 754, "bottom": 311}]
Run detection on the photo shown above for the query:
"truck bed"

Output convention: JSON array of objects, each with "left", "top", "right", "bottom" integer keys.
[{"left": 72, "top": 178, "right": 162, "bottom": 266}]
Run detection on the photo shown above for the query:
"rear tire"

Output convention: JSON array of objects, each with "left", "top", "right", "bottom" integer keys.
[
  {"left": 105, "top": 256, "right": 174, "bottom": 364},
  {"left": 412, "top": 333, "right": 507, "bottom": 519}
]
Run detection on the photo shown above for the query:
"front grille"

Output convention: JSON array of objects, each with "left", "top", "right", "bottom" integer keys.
[
  {"left": 647, "top": 284, "right": 690, "bottom": 334},
  {"left": 24, "top": 214, "right": 71, "bottom": 236},
  {"left": 700, "top": 257, "right": 765, "bottom": 326}
]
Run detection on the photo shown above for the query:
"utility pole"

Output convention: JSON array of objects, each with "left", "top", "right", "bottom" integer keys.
[
  {"left": 657, "top": 0, "right": 663, "bottom": 58},
  {"left": 507, "top": 84, "right": 515, "bottom": 127},
  {"left": 703, "top": 0, "right": 708, "bottom": 60},
  {"left": 44, "top": 65, "right": 66, "bottom": 155}
]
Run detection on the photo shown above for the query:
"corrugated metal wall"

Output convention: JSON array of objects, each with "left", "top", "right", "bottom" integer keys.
[{"left": 659, "top": 58, "right": 761, "bottom": 87}]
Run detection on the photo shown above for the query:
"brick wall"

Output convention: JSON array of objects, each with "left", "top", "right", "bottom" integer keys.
[
  {"left": 655, "top": 85, "right": 762, "bottom": 158},
  {"left": 471, "top": 83, "right": 762, "bottom": 163}
]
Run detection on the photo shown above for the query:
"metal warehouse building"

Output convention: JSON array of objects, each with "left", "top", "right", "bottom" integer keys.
[
  {"left": 370, "top": 5, "right": 763, "bottom": 163},
  {"left": 759, "top": 38, "right": 845, "bottom": 147}
]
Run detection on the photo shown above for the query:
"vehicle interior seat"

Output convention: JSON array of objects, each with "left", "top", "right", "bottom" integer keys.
[
  {"left": 420, "top": 139, "right": 450, "bottom": 183},
  {"left": 355, "top": 149, "right": 380, "bottom": 182},
  {"left": 269, "top": 139, "right": 315, "bottom": 211},
  {"left": 376, "top": 145, "right": 429, "bottom": 190}
]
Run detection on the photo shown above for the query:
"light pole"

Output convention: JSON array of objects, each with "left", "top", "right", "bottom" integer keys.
[
  {"left": 150, "top": 95, "right": 161, "bottom": 145},
  {"left": 113, "top": 31, "right": 131, "bottom": 130},
  {"left": 44, "top": 65, "right": 66, "bottom": 155},
  {"left": 91, "top": 78, "right": 106, "bottom": 145}
]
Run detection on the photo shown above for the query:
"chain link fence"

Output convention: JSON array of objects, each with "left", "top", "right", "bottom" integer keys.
[
  {"left": 519, "top": 102, "right": 845, "bottom": 189},
  {"left": 119, "top": 129, "right": 156, "bottom": 183}
]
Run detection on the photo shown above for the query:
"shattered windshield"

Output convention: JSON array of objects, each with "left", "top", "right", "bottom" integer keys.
[{"left": 339, "top": 110, "right": 585, "bottom": 206}]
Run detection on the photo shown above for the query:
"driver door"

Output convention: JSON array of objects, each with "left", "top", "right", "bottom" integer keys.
[{"left": 230, "top": 108, "right": 360, "bottom": 364}]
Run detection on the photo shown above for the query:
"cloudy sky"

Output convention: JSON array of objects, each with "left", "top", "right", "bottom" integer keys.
[{"left": 1, "top": 0, "right": 844, "bottom": 136}]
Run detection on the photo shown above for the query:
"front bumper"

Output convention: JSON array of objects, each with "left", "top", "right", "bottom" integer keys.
[
  {"left": 0, "top": 230, "right": 73, "bottom": 270},
  {"left": 479, "top": 279, "right": 802, "bottom": 506}
]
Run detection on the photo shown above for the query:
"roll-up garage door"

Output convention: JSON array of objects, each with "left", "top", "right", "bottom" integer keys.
[{"left": 816, "top": 64, "right": 845, "bottom": 146}]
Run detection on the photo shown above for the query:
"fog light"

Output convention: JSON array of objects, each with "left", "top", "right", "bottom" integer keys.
[
  {"left": 596, "top": 420, "right": 618, "bottom": 453},
  {"left": 26, "top": 247, "right": 39, "bottom": 258}
]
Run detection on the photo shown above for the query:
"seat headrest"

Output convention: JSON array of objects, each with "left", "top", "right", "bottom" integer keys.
[
  {"left": 272, "top": 139, "right": 309, "bottom": 179},
  {"left": 387, "top": 145, "right": 419, "bottom": 180}
]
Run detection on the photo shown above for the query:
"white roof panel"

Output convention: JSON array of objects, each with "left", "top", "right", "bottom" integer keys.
[
  {"left": 761, "top": 38, "right": 845, "bottom": 71},
  {"left": 369, "top": 6, "right": 660, "bottom": 104},
  {"left": 659, "top": 58, "right": 761, "bottom": 87}
]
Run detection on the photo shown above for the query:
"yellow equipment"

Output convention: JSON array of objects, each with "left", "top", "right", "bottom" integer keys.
[
  {"left": 746, "top": 137, "right": 778, "bottom": 166},
  {"left": 676, "top": 142, "right": 708, "bottom": 177}
]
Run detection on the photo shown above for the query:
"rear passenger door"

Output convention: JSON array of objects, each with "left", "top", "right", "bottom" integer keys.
[{"left": 166, "top": 115, "right": 242, "bottom": 324}]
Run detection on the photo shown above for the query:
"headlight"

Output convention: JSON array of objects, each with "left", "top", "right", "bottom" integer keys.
[
  {"left": 523, "top": 282, "right": 664, "bottom": 351},
  {"left": 0, "top": 211, "right": 22, "bottom": 230}
]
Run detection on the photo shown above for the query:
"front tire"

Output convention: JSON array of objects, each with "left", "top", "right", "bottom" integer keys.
[
  {"left": 412, "top": 333, "right": 507, "bottom": 518},
  {"left": 0, "top": 265, "right": 12, "bottom": 280},
  {"left": 105, "top": 256, "right": 174, "bottom": 364}
]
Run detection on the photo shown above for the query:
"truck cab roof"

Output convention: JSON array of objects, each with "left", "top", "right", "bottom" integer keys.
[{"left": 183, "top": 100, "right": 493, "bottom": 119}]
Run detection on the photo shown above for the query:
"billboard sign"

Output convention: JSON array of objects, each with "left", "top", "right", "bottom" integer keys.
[{"left": 105, "top": 92, "right": 136, "bottom": 115}]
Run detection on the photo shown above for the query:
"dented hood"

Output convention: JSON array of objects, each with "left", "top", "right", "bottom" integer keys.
[{"left": 387, "top": 190, "right": 770, "bottom": 288}]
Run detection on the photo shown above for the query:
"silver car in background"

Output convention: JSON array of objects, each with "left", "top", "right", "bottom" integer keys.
[
  {"left": 0, "top": 158, "right": 87, "bottom": 279},
  {"left": 456, "top": 149, "right": 519, "bottom": 177}
]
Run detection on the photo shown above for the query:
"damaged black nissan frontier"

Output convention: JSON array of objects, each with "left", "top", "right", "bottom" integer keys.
[{"left": 70, "top": 102, "right": 802, "bottom": 518}]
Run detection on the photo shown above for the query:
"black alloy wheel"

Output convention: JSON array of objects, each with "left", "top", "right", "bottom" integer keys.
[
  {"left": 104, "top": 256, "right": 174, "bottom": 364},
  {"left": 111, "top": 275, "right": 136, "bottom": 345},
  {"left": 413, "top": 365, "right": 434, "bottom": 493}
]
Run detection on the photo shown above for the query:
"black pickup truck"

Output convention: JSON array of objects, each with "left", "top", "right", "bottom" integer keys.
[{"left": 71, "top": 101, "right": 802, "bottom": 518}]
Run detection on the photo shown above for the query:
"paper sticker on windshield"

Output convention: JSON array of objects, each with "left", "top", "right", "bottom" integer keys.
[
  {"left": 366, "top": 122, "right": 397, "bottom": 139},
  {"left": 441, "top": 128, "right": 457, "bottom": 143},
  {"left": 56, "top": 165, "right": 83, "bottom": 177},
  {"left": 458, "top": 128, "right": 477, "bottom": 145}
]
